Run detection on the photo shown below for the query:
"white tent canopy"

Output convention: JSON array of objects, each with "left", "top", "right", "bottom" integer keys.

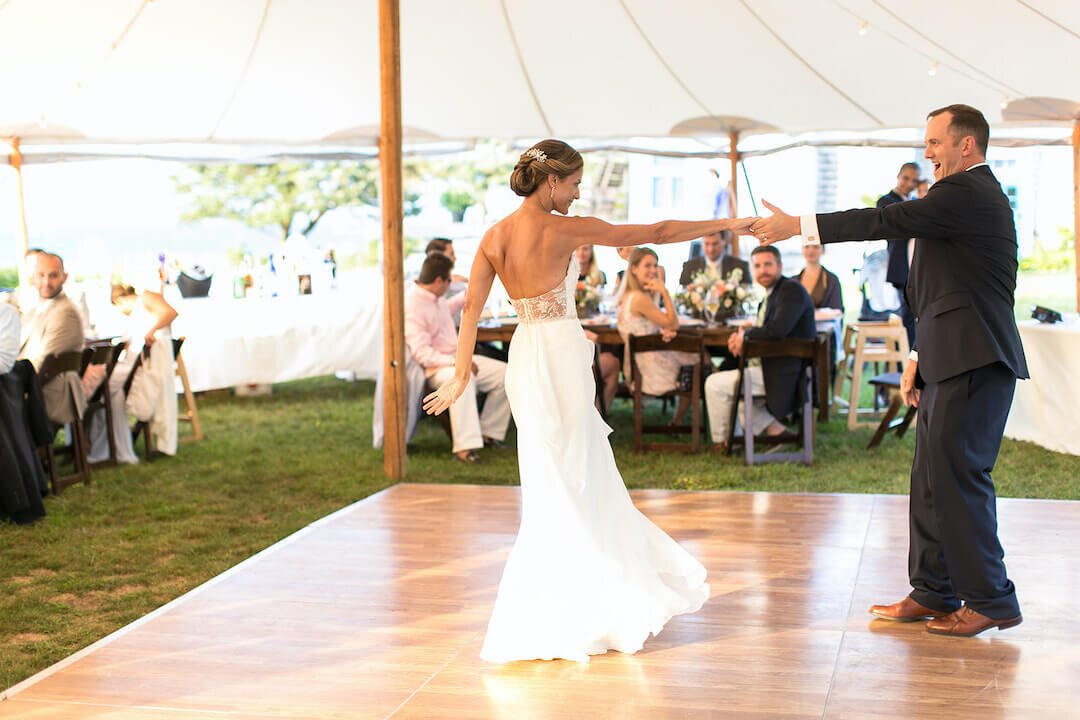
[{"left": 2, "top": 0, "right": 1080, "bottom": 147}]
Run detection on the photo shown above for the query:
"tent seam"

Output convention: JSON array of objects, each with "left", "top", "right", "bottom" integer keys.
[
  {"left": 208, "top": 0, "right": 273, "bottom": 142},
  {"left": 1013, "top": 0, "right": 1080, "bottom": 42},
  {"left": 832, "top": 0, "right": 1017, "bottom": 98},
  {"left": 498, "top": 0, "right": 553, "bottom": 137},
  {"left": 871, "top": 0, "right": 1028, "bottom": 99},
  {"left": 616, "top": 0, "right": 716, "bottom": 123},
  {"left": 739, "top": 0, "right": 883, "bottom": 127}
]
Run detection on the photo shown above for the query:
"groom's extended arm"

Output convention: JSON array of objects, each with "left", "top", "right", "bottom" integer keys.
[{"left": 751, "top": 178, "right": 968, "bottom": 246}]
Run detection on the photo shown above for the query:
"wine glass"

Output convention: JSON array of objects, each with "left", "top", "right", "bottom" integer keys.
[{"left": 704, "top": 296, "right": 721, "bottom": 327}]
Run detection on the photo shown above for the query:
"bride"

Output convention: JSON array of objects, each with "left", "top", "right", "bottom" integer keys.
[{"left": 424, "top": 140, "right": 754, "bottom": 663}]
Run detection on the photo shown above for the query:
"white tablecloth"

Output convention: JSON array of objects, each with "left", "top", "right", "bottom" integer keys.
[
  {"left": 1004, "top": 315, "right": 1080, "bottom": 455},
  {"left": 172, "top": 291, "right": 382, "bottom": 392}
]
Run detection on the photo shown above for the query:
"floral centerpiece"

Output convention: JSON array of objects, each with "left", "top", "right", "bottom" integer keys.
[
  {"left": 575, "top": 284, "right": 601, "bottom": 317},
  {"left": 674, "top": 266, "right": 751, "bottom": 325}
]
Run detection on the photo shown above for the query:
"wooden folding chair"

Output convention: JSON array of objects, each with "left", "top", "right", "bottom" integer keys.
[
  {"left": 173, "top": 337, "right": 203, "bottom": 442},
  {"left": 38, "top": 349, "right": 93, "bottom": 495},
  {"left": 84, "top": 341, "right": 127, "bottom": 469},
  {"left": 628, "top": 332, "right": 707, "bottom": 453},
  {"left": 866, "top": 372, "right": 917, "bottom": 449},
  {"left": 727, "top": 338, "right": 817, "bottom": 466},
  {"left": 833, "top": 316, "right": 909, "bottom": 430}
]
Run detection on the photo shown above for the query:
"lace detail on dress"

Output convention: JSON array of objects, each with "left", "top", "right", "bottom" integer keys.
[
  {"left": 511, "top": 285, "right": 574, "bottom": 323},
  {"left": 510, "top": 256, "right": 578, "bottom": 324}
]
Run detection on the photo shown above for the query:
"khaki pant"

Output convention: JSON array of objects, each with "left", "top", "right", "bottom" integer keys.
[
  {"left": 429, "top": 355, "right": 511, "bottom": 453},
  {"left": 705, "top": 366, "right": 776, "bottom": 443}
]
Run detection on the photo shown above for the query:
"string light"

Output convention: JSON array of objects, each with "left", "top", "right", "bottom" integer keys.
[
  {"left": 928, "top": 62, "right": 938, "bottom": 77},
  {"left": 858, "top": 21, "right": 867, "bottom": 36},
  {"left": 1000, "top": 96, "right": 1010, "bottom": 109}
]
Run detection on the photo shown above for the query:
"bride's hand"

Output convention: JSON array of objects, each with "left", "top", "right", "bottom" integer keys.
[
  {"left": 728, "top": 216, "right": 759, "bottom": 234},
  {"left": 423, "top": 376, "right": 467, "bottom": 416}
]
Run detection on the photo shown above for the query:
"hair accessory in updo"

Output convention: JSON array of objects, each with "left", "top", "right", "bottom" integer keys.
[{"left": 525, "top": 147, "right": 548, "bottom": 163}]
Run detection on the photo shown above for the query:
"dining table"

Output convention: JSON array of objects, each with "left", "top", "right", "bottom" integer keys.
[{"left": 476, "top": 315, "right": 831, "bottom": 422}]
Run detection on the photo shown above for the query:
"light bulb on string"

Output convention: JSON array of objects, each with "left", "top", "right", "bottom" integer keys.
[
  {"left": 1000, "top": 96, "right": 1009, "bottom": 110},
  {"left": 858, "top": 21, "right": 868, "bottom": 36},
  {"left": 927, "top": 62, "right": 938, "bottom": 77}
]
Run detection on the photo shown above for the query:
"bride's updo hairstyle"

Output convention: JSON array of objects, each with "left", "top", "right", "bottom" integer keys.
[{"left": 510, "top": 139, "right": 583, "bottom": 197}]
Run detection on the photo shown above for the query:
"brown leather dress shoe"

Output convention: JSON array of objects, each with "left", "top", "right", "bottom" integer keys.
[
  {"left": 869, "top": 597, "right": 951, "bottom": 622},
  {"left": 926, "top": 606, "right": 1022, "bottom": 637}
]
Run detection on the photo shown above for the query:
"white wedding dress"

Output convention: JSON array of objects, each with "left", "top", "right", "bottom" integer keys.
[{"left": 480, "top": 255, "right": 709, "bottom": 664}]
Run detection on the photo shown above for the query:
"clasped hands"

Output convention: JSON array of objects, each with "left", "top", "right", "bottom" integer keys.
[{"left": 729, "top": 200, "right": 801, "bottom": 246}]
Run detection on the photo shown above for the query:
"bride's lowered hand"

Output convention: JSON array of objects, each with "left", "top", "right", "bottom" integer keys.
[{"left": 424, "top": 374, "right": 468, "bottom": 416}]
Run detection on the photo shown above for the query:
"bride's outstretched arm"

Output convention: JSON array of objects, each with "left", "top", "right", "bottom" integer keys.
[
  {"left": 423, "top": 245, "right": 497, "bottom": 416},
  {"left": 560, "top": 216, "right": 758, "bottom": 250}
]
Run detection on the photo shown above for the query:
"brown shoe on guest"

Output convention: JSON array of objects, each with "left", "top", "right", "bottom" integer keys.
[
  {"left": 869, "top": 597, "right": 951, "bottom": 622},
  {"left": 926, "top": 606, "right": 1022, "bottom": 637}
]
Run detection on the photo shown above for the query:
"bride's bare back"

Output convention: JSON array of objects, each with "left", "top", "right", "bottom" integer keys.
[{"left": 482, "top": 207, "right": 581, "bottom": 299}]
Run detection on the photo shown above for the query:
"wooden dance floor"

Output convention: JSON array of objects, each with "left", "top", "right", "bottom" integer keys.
[{"left": 3, "top": 483, "right": 1078, "bottom": 719}]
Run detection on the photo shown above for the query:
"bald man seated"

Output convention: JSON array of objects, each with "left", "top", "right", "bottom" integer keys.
[{"left": 19, "top": 252, "right": 86, "bottom": 423}]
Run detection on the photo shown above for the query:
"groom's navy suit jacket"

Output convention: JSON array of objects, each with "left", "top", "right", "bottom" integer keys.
[
  {"left": 744, "top": 275, "right": 816, "bottom": 420},
  {"left": 817, "top": 165, "right": 1028, "bottom": 385}
]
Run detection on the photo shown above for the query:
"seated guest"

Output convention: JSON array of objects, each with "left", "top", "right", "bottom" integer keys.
[
  {"left": 618, "top": 247, "right": 697, "bottom": 397},
  {"left": 86, "top": 285, "right": 179, "bottom": 464},
  {"left": 0, "top": 303, "right": 18, "bottom": 374},
  {"left": 405, "top": 253, "right": 510, "bottom": 463},
  {"left": 679, "top": 230, "right": 750, "bottom": 287},
  {"left": 575, "top": 244, "right": 606, "bottom": 290},
  {"left": 795, "top": 242, "right": 843, "bottom": 318},
  {"left": 705, "top": 246, "right": 816, "bottom": 450},
  {"left": 574, "top": 244, "right": 618, "bottom": 409},
  {"left": 18, "top": 252, "right": 86, "bottom": 424},
  {"left": 426, "top": 237, "right": 468, "bottom": 287},
  {"left": 613, "top": 245, "right": 665, "bottom": 305}
]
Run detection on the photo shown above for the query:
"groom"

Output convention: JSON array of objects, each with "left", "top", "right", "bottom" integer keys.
[{"left": 749, "top": 104, "right": 1027, "bottom": 637}]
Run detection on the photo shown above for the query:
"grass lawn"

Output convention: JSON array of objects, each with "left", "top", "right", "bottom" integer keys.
[{"left": 3, "top": 375, "right": 1079, "bottom": 689}]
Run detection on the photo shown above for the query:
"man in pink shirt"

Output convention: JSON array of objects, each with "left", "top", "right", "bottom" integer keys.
[{"left": 405, "top": 253, "right": 510, "bottom": 463}]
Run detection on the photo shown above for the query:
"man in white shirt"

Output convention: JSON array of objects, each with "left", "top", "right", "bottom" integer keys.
[
  {"left": 0, "top": 303, "right": 19, "bottom": 374},
  {"left": 404, "top": 252, "right": 510, "bottom": 463}
]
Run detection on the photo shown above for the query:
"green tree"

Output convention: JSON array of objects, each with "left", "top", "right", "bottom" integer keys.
[
  {"left": 425, "top": 141, "right": 515, "bottom": 221},
  {"left": 174, "top": 161, "right": 421, "bottom": 242},
  {"left": 440, "top": 185, "right": 477, "bottom": 222},
  {"left": 1020, "top": 226, "right": 1076, "bottom": 272}
]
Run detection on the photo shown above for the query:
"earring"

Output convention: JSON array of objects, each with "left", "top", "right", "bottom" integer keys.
[{"left": 549, "top": 182, "right": 556, "bottom": 209}]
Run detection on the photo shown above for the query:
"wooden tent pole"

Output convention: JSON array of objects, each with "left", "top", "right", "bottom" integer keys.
[
  {"left": 9, "top": 137, "right": 30, "bottom": 287},
  {"left": 379, "top": 0, "right": 406, "bottom": 480},
  {"left": 728, "top": 130, "right": 740, "bottom": 259},
  {"left": 1073, "top": 119, "right": 1079, "bottom": 312}
]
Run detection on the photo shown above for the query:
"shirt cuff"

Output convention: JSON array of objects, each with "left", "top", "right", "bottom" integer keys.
[
  {"left": 908, "top": 350, "right": 918, "bottom": 362},
  {"left": 800, "top": 214, "right": 820, "bottom": 245}
]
